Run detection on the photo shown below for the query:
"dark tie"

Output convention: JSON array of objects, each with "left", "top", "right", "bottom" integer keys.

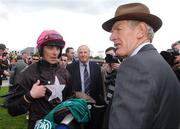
[{"left": 83, "top": 64, "right": 90, "bottom": 94}]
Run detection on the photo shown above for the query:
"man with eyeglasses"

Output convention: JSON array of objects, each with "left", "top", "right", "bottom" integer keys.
[
  {"left": 59, "top": 53, "right": 68, "bottom": 68},
  {"left": 31, "top": 54, "right": 40, "bottom": 64}
]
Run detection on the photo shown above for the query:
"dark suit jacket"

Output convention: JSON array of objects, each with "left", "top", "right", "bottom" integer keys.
[
  {"left": 66, "top": 61, "right": 104, "bottom": 105},
  {"left": 0, "top": 63, "right": 4, "bottom": 86},
  {"left": 109, "top": 44, "right": 180, "bottom": 129}
]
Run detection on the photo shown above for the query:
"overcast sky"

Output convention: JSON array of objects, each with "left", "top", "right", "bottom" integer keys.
[{"left": 0, "top": 0, "right": 180, "bottom": 55}]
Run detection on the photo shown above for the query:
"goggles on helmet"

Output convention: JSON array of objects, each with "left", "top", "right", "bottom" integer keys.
[{"left": 36, "top": 30, "right": 65, "bottom": 49}]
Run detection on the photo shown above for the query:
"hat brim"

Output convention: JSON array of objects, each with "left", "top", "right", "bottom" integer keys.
[{"left": 102, "top": 13, "right": 162, "bottom": 32}]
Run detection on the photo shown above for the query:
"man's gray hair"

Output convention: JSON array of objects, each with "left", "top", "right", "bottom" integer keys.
[
  {"left": 146, "top": 24, "right": 154, "bottom": 43},
  {"left": 128, "top": 20, "right": 154, "bottom": 42}
]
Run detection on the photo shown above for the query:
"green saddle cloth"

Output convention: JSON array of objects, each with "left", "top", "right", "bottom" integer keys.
[{"left": 34, "top": 98, "right": 91, "bottom": 129}]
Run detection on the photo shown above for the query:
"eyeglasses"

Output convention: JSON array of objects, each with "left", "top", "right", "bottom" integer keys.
[
  {"left": 45, "top": 34, "right": 62, "bottom": 40},
  {"left": 33, "top": 58, "right": 39, "bottom": 61},
  {"left": 60, "top": 59, "right": 67, "bottom": 62}
]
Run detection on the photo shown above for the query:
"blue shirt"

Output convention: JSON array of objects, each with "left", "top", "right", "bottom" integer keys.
[{"left": 79, "top": 61, "right": 90, "bottom": 93}]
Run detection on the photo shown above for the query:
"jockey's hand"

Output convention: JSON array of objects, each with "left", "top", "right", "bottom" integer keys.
[{"left": 30, "top": 80, "right": 46, "bottom": 99}]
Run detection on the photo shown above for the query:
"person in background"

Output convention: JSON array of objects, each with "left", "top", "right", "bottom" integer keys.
[
  {"left": 4, "top": 54, "right": 29, "bottom": 108},
  {"left": 7, "top": 30, "right": 69, "bottom": 129},
  {"left": 31, "top": 54, "right": 40, "bottom": 64},
  {"left": 65, "top": 47, "right": 75, "bottom": 64},
  {"left": 9, "top": 56, "right": 17, "bottom": 71},
  {"left": 101, "top": 47, "right": 120, "bottom": 104},
  {"left": 0, "top": 43, "right": 9, "bottom": 88},
  {"left": 101, "top": 47, "right": 121, "bottom": 129},
  {"left": 8, "top": 55, "right": 28, "bottom": 92},
  {"left": 21, "top": 51, "right": 30, "bottom": 65},
  {"left": 0, "top": 44, "right": 6, "bottom": 55},
  {"left": 171, "top": 41, "right": 180, "bottom": 69},
  {"left": 59, "top": 53, "right": 68, "bottom": 68},
  {"left": 66, "top": 45, "right": 105, "bottom": 129},
  {"left": 170, "top": 40, "right": 180, "bottom": 81},
  {"left": 102, "top": 2, "right": 180, "bottom": 129},
  {"left": 1, "top": 51, "right": 10, "bottom": 80}
]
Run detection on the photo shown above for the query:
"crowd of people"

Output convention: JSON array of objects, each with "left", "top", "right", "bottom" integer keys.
[{"left": 0, "top": 2, "right": 180, "bottom": 129}]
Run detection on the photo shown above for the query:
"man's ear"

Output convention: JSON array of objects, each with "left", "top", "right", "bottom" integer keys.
[{"left": 136, "top": 22, "right": 147, "bottom": 39}]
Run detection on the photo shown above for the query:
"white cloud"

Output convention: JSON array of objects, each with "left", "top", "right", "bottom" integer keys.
[{"left": 0, "top": 0, "right": 180, "bottom": 55}]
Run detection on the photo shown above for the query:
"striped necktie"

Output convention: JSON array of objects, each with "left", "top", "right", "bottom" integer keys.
[{"left": 83, "top": 64, "right": 90, "bottom": 94}]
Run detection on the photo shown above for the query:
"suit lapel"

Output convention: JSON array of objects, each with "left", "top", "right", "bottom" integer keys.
[
  {"left": 89, "top": 62, "right": 93, "bottom": 81},
  {"left": 76, "top": 61, "right": 82, "bottom": 91}
]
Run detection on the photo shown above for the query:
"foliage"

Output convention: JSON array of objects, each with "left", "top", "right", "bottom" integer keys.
[
  {"left": 93, "top": 56, "right": 102, "bottom": 59},
  {"left": 0, "top": 87, "right": 27, "bottom": 129}
]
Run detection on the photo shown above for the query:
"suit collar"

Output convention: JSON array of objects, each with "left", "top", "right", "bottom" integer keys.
[
  {"left": 79, "top": 60, "right": 90, "bottom": 67},
  {"left": 138, "top": 44, "right": 156, "bottom": 53},
  {"left": 130, "top": 42, "right": 150, "bottom": 57}
]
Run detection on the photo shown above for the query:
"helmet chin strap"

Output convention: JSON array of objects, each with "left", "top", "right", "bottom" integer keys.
[{"left": 58, "top": 49, "right": 62, "bottom": 58}]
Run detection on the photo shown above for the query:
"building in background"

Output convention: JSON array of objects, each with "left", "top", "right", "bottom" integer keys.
[{"left": 20, "top": 47, "right": 37, "bottom": 55}]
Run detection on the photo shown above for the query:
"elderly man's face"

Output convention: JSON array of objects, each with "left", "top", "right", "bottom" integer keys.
[
  {"left": 110, "top": 20, "right": 140, "bottom": 58},
  {"left": 78, "top": 46, "right": 90, "bottom": 64}
]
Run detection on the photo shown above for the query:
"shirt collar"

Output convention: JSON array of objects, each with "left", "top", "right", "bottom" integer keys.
[
  {"left": 130, "top": 42, "right": 150, "bottom": 57},
  {"left": 79, "top": 61, "right": 89, "bottom": 67}
]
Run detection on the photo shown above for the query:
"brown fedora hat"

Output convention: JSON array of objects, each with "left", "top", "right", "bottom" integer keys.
[{"left": 102, "top": 3, "right": 162, "bottom": 32}]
